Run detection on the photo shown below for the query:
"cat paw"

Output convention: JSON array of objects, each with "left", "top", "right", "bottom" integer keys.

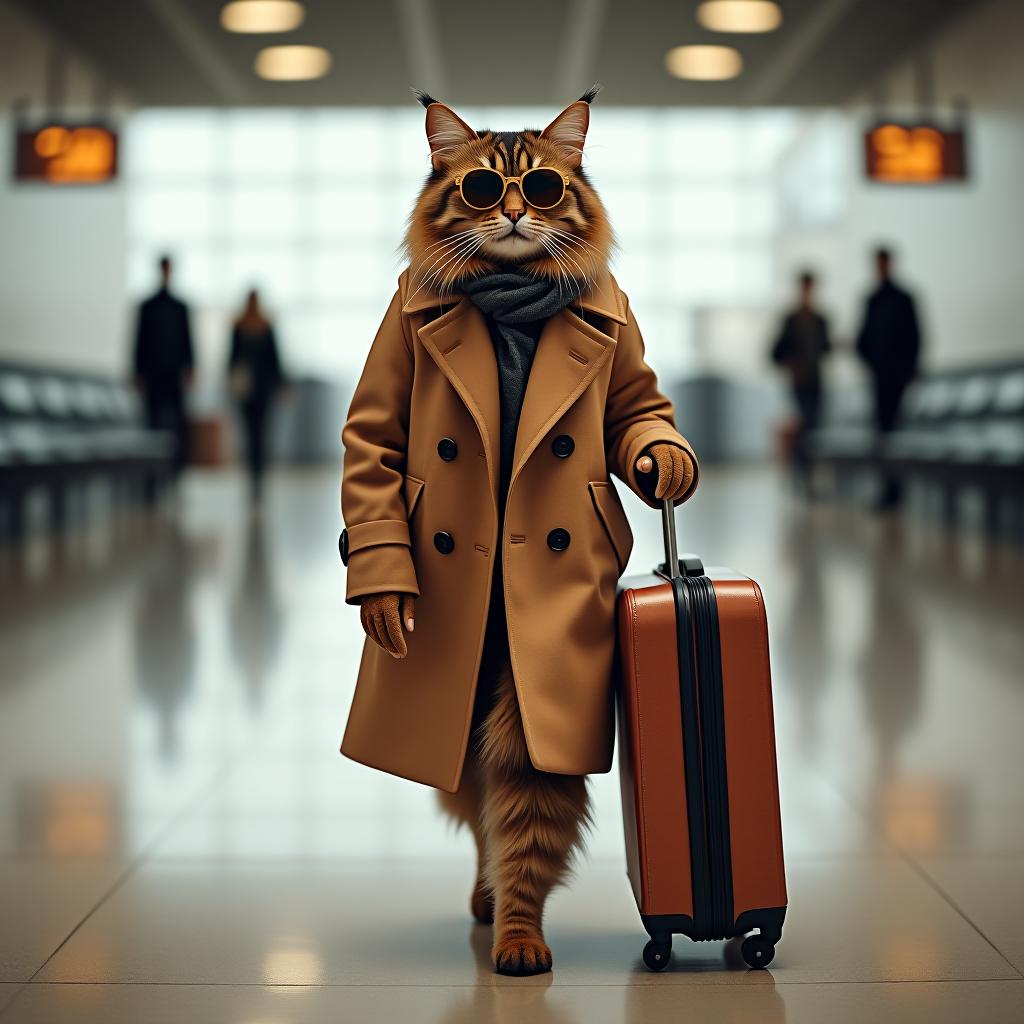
[
  {"left": 471, "top": 880, "right": 494, "bottom": 925},
  {"left": 492, "top": 935, "right": 553, "bottom": 976}
]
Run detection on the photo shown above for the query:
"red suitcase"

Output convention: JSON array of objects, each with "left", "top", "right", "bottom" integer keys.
[{"left": 616, "top": 501, "right": 787, "bottom": 970}]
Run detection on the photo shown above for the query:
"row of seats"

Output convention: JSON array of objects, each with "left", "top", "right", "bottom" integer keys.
[
  {"left": 808, "top": 360, "right": 1024, "bottom": 516},
  {"left": 0, "top": 361, "right": 174, "bottom": 535}
]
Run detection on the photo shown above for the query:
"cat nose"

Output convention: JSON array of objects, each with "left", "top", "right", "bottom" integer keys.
[{"left": 505, "top": 208, "right": 524, "bottom": 222}]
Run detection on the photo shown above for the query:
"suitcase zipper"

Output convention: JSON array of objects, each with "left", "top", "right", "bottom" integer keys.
[
  {"left": 670, "top": 576, "right": 713, "bottom": 931},
  {"left": 673, "top": 575, "right": 735, "bottom": 940},
  {"left": 688, "top": 575, "right": 735, "bottom": 939}
]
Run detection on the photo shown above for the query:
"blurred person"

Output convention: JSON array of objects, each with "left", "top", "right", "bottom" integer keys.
[
  {"left": 133, "top": 255, "right": 195, "bottom": 477},
  {"left": 771, "top": 270, "right": 831, "bottom": 491},
  {"left": 227, "top": 289, "right": 285, "bottom": 504},
  {"left": 857, "top": 247, "right": 922, "bottom": 508}
]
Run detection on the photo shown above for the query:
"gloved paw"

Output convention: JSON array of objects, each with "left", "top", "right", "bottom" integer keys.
[
  {"left": 636, "top": 444, "right": 695, "bottom": 502},
  {"left": 359, "top": 592, "right": 415, "bottom": 658}
]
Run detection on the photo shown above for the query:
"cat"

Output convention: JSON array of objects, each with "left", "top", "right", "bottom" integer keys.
[{"left": 407, "top": 88, "right": 610, "bottom": 977}]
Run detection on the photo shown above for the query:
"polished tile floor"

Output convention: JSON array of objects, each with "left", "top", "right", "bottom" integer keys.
[{"left": 1, "top": 467, "right": 1022, "bottom": 1023}]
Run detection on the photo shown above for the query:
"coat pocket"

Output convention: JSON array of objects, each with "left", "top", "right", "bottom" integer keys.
[
  {"left": 589, "top": 480, "right": 634, "bottom": 574},
  {"left": 403, "top": 474, "right": 425, "bottom": 520}
]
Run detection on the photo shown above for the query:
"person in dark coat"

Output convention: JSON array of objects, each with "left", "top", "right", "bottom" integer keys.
[
  {"left": 227, "top": 289, "right": 284, "bottom": 503},
  {"left": 772, "top": 270, "right": 831, "bottom": 488},
  {"left": 133, "top": 256, "right": 195, "bottom": 475},
  {"left": 856, "top": 247, "right": 922, "bottom": 507}
]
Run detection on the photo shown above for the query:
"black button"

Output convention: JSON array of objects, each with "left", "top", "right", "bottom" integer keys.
[
  {"left": 437, "top": 437, "right": 458, "bottom": 461},
  {"left": 434, "top": 531, "right": 455, "bottom": 555},
  {"left": 552, "top": 434, "right": 575, "bottom": 458},
  {"left": 339, "top": 529, "right": 349, "bottom": 566},
  {"left": 547, "top": 528, "right": 571, "bottom": 552}
]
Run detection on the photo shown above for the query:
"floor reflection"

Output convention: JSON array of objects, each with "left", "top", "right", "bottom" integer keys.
[
  {"left": 229, "top": 518, "right": 283, "bottom": 711},
  {"left": 777, "top": 513, "right": 830, "bottom": 756},
  {"left": 858, "top": 549, "right": 925, "bottom": 785},
  {"left": 133, "top": 527, "right": 198, "bottom": 762},
  {"left": 434, "top": 925, "right": 578, "bottom": 1024}
]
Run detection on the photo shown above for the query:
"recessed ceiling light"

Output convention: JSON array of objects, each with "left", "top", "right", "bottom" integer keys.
[
  {"left": 221, "top": 1, "right": 305, "bottom": 34},
  {"left": 665, "top": 45, "right": 743, "bottom": 81},
  {"left": 696, "top": 1, "right": 782, "bottom": 33},
  {"left": 255, "top": 44, "right": 332, "bottom": 81}
]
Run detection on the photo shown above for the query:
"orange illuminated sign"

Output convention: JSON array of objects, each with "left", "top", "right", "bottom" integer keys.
[
  {"left": 15, "top": 123, "right": 119, "bottom": 184},
  {"left": 864, "top": 122, "right": 966, "bottom": 184}
]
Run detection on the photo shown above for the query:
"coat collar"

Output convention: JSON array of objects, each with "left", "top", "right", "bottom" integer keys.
[
  {"left": 400, "top": 266, "right": 628, "bottom": 326},
  {"left": 410, "top": 269, "right": 621, "bottom": 509}
]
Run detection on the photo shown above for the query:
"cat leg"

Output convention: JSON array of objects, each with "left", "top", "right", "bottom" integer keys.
[
  {"left": 479, "top": 662, "right": 590, "bottom": 976},
  {"left": 436, "top": 750, "right": 494, "bottom": 924}
]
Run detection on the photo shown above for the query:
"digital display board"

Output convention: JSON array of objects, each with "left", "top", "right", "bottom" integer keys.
[
  {"left": 864, "top": 122, "right": 967, "bottom": 184},
  {"left": 15, "top": 123, "right": 119, "bottom": 184}
]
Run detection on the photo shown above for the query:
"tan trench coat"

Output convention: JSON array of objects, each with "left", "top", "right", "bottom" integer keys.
[{"left": 340, "top": 268, "right": 697, "bottom": 791}]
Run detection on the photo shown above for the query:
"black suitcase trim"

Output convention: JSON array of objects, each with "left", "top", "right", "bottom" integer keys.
[
  {"left": 640, "top": 905, "right": 786, "bottom": 969},
  {"left": 670, "top": 574, "right": 735, "bottom": 941},
  {"left": 670, "top": 576, "right": 713, "bottom": 930},
  {"left": 687, "top": 574, "right": 735, "bottom": 939}
]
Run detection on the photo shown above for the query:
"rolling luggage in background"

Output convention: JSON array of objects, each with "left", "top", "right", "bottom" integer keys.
[{"left": 616, "top": 501, "right": 787, "bottom": 970}]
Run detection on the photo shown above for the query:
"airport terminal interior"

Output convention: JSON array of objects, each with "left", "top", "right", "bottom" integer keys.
[{"left": 1, "top": 1, "right": 1023, "bottom": 1022}]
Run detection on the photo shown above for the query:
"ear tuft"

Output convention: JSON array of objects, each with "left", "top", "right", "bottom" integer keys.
[
  {"left": 423, "top": 101, "right": 477, "bottom": 169},
  {"left": 412, "top": 87, "right": 437, "bottom": 109},
  {"left": 577, "top": 83, "right": 602, "bottom": 104},
  {"left": 540, "top": 99, "right": 591, "bottom": 168}
]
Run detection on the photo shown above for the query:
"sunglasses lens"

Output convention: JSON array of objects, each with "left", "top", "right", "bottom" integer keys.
[
  {"left": 523, "top": 168, "right": 565, "bottom": 209},
  {"left": 460, "top": 169, "right": 504, "bottom": 209}
]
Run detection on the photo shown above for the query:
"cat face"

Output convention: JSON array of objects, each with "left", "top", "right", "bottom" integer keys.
[{"left": 405, "top": 94, "right": 613, "bottom": 296}]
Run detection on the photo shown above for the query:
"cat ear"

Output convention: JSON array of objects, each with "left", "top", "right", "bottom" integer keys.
[
  {"left": 540, "top": 100, "right": 591, "bottom": 168},
  {"left": 424, "top": 102, "right": 477, "bottom": 169}
]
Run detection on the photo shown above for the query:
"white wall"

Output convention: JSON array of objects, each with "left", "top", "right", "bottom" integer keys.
[
  {"left": 775, "top": 0, "right": 1024, "bottom": 371},
  {"left": 0, "top": 0, "right": 132, "bottom": 375}
]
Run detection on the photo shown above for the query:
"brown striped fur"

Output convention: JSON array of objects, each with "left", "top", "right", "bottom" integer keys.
[
  {"left": 422, "top": 92, "right": 601, "bottom": 975},
  {"left": 404, "top": 90, "right": 613, "bottom": 301},
  {"left": 437, "top": 661, "right": 591, "bottom": 975}
]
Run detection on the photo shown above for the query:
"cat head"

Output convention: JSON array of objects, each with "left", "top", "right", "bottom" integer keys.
[{"left": 404, "top": 87, "right": 613, "bottom": 297}]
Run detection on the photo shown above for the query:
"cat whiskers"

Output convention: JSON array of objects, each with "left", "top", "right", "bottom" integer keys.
[
  {"left": 527, "top": 225, "right": 597, "bottom": 288},
  {"left": 532, "top": 233, "right": 574, "bottom": 297},
  {"left": 435, "top": 229, "right": 497, "bottom": 300},
  {"left": 408, "top": 228, "right": 493, "bottom": 301},
  {"left": 423, "top": 226, "right": 500, "bottom": 299},
  {"left": 530, "top": 222, "right": 602, "bottom": 275},
  {"left": 409, "top": 228, "right": 484, "bottom": 285}
]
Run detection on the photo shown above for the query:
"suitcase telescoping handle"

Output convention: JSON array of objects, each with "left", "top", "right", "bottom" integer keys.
[
  {"left": 657, "top": 499, "right": 705, "bottom": 580},
  {"left": 661, "top": 498, "right": 679, "bottom": 578}
]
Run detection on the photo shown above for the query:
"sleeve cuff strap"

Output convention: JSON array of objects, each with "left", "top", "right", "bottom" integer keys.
[{"left": 345, "top": 519, "right": 411, "bottom": 555}]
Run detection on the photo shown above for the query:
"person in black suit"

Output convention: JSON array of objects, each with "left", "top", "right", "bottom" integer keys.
[
  {"left": 133, "top": 256, "right": 194, "bottom": 476},
  {"left": 227, "top": 289, "right": 285, "bottom": 504},
  {"left": 856, "top": 247, "right": 922, "bottom": 507},
  {"left": 772, "top": 270, "right": 831, "bottom": 489}
]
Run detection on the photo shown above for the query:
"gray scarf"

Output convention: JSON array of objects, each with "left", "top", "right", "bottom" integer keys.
[{"left": 463, "top": 272, "right": 584, "bottom": 500}]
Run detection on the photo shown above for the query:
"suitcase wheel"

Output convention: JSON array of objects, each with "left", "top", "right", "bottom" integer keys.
[
  {"left": 741, "top": 935, "right": 775, "bottom": 969},
  {"left": 642, "top": 937, "right": 672, "bottom": 971}
]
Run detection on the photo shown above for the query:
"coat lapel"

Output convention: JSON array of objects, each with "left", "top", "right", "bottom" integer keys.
[
  {"left": 509, "top": 306, "right": 616, "bottom": 487},
  {"left": 402, "top": 268, "right": 628, "bottom": 499},
  {"left": 405, "top": 292, "right": 501, "bottom": 505}
]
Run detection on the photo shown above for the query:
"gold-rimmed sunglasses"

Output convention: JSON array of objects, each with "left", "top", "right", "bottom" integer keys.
[{"left": 454, "top": 167, "right": 571, "bottom": 211}]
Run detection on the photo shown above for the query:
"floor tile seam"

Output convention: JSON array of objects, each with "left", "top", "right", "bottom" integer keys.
[
  {"left": 897, "top": 853, "right": 1024, "bottom": 980},
  {"left": 830, "top": 778, "right": 1024, "bottom": 980},
  {"left": 22, "top": 758, "right": 243, "bottom": 986},
  {"left": 0, "top": 983, "right": 28, "bottom": 1022},
  {"left": 13, "top": 977, "right": 1024, "bottom": 990}
]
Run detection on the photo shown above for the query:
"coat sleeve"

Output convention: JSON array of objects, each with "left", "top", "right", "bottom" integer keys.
[
  {"left": 604, "top": 298, "right": 699, "bottom": 509},
  {"left": 340, "top": 288, "right": 419, "bottom": 605}
]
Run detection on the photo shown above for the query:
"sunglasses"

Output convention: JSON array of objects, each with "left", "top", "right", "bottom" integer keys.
[{"left": 455, "top": 167, "right": 571, "bottom": 211}]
